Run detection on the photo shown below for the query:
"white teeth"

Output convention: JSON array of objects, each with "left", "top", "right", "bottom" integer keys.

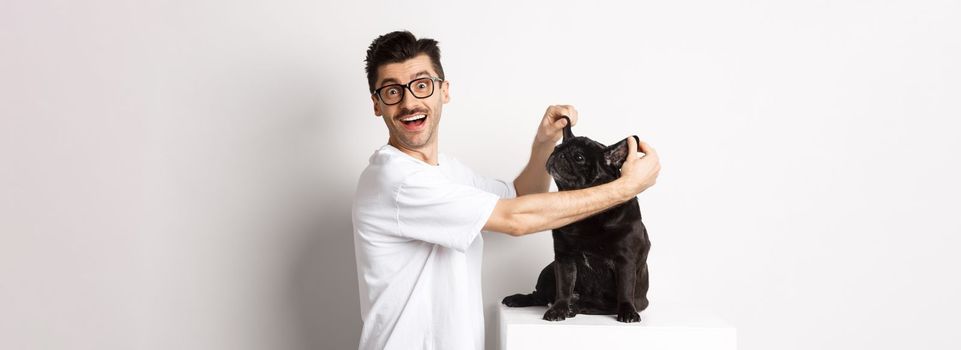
[{"left": 401, "top": 114, "right": 426, "bottom": 122}]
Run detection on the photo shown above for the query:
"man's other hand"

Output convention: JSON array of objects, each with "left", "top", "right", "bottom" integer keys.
[{"left": 619, "top": 137, "right": 661, "bottom": 196}]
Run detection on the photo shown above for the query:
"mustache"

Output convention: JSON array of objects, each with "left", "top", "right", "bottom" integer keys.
[{"left": 397, "top": 107, "right": 429, "bottom": 118}]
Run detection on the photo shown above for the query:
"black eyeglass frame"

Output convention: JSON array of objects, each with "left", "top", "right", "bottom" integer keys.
[{"left": 372, "top": 77, "right": 445, "bottom": 106}]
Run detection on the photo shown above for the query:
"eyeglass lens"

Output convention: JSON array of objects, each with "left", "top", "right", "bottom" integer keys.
[{"left": 379, "top": 78, "right": 435, "bottom": 105}]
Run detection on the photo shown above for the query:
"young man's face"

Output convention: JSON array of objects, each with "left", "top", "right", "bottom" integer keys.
[{"left": 371, "top": 54, "right": 450, "bottom": 152}]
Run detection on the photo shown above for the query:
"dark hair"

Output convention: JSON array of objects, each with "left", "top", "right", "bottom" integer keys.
[{"left": 364, "top": 31, "right": 445, "bottom": 94}]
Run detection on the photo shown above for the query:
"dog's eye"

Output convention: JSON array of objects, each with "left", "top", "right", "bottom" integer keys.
[{"left": 574, "top": 154, "right": 585, "bottom": 163}]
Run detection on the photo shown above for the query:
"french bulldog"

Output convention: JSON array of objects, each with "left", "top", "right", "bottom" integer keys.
[{"left": 502, "top": 118, "right": 651, "bottom": 323}]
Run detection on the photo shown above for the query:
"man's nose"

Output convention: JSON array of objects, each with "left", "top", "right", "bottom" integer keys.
[{"left": 398, "top": 89, "right": 419, "bottom": 107}]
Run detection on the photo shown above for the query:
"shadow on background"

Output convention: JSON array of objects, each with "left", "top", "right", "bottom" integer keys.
[
  {"left": 289, "top": 186, "right": 359, "bottom": 350},
  {"left": 255, "top": 66, "right": 363, "bottom": 350}
]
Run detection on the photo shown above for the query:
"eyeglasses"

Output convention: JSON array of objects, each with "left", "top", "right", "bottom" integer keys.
[{"left": 372, "top": 77, "right": 444, "bottom": 105}]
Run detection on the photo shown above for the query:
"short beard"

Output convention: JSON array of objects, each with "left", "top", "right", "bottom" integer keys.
[{"left": 392, "top": 122, "right": 434, "bottom": 150}]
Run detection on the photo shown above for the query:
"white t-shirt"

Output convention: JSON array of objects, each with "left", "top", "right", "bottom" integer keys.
[{"left": 352, "top": 144, "right": 517, "bottom": 350}]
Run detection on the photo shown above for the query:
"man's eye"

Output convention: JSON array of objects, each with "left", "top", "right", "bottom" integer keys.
[
  {"left": 387, "top": 88, "right": 400, "bottom": 95},
  {"left": 416, "top": 83, "right": 427, "bottom": 89}
]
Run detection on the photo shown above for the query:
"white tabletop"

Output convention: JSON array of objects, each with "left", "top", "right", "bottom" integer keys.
[
  {"left": 498, "top": 302, "right": 737, "bottom": 350},
  {"left": 498, "top": 302, "right": 735, "bottom": 328}
]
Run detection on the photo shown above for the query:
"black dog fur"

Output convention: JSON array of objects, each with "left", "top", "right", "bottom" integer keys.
[{"left": 502, "top": 118, "right": 651, "bottom": 323}]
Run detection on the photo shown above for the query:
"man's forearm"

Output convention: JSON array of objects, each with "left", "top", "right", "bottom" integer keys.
[
  {"left": 488, "top": 134, "right": 660, "bottom": 236},
  {"left": 512, "top": 140, "right": 556, "bottom": 196},
  {"left": 486, "top": 179, "right": 634, "bottom": 236}
]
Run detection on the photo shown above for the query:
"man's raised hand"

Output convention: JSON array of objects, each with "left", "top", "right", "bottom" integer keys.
[{"left": 535, "top": 105, "right": 579, "bottom": 144}]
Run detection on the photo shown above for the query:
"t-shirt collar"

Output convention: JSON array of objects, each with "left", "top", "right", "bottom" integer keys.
[{"left": 382, "top": 144, "right": 443, "bottom": 167}]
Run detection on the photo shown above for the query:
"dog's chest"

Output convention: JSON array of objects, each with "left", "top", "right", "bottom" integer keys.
[{"left": 554, "top": 223, "right": 629, "bottom": 255}]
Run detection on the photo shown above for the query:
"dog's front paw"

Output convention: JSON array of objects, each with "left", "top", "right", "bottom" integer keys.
[
  {"left": 543, "top": 306, "right": 568, "bottom": 321},
  {"left": 543, "top": 301, "right": 576, "bottom": 321},
  {"left": 616, "top": 302, "right": 640, "bottom": 323}
]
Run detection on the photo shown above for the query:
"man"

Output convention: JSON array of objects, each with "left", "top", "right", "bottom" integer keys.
[{"left": 352, "top": 31, "right": 661, "bottom": 350}]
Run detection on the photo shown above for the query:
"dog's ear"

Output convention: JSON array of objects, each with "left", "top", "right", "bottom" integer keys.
[
  {"left": 560, "top": 116, "right": 574, "bottom": 143},
  {"left": 603, "top": 135, "right": 638, "bottom": 169}
]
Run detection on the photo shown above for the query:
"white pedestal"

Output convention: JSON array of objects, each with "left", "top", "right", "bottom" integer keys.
[{"left": 498, "top": 303, "right": 737, "bottom": 350}]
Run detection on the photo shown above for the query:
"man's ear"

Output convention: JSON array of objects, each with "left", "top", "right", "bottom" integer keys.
[
  {"left": 603, "top": 136, "right": 637, "bottom": 169},
  {"left": 441, "top": 80, "right": 450, "bottom": 104},
  {"left": 371, "top": 94, "right": 382, "bottom": 117}
]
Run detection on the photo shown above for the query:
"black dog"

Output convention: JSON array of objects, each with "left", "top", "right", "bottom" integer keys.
[{"left": 502, "top": 118, "right": 651, "bottom": 323}]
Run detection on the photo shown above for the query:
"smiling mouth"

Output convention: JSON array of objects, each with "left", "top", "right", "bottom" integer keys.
[{"left": 399, "top": 114, "right": 427, "bottom": 130}]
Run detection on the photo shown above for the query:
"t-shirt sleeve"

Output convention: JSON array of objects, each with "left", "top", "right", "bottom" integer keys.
[
  {"left": 394, "top": 169, "right": 501, "bottom": 252},
  {"left": 471, "top": 173, "right": 517, "bottom": 199}
]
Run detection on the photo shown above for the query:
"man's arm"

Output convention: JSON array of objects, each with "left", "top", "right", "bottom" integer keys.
[
  {"left": 513, "top": 105, "right": 579, "bottom": 196},
  {"left": 489, "top": 178, "right": 633, "bottom": 235},
  {"left": 512, "top": 140, "right": 555, "bottom": 196},
  {"left": 486, "top": 137, "right": 661, "bottom": 236}
]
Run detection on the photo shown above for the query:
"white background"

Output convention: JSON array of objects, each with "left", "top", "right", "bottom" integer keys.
[{"left": 2, "top": 1, "right": 960, "bottom": 349}]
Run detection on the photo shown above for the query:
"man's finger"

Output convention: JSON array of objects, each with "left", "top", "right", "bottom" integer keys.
[
  {"left": 637, "top": 140, "right": 657, "bottom": 159},
  {"left": 550, "top": 105, "right": 577, "bottom": 126},
  {"left": 627, "top": 136, "right": 638, "bottom": 157},
  {"left": 553, "top": 116, "right": 570, "bottom": 128}
]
